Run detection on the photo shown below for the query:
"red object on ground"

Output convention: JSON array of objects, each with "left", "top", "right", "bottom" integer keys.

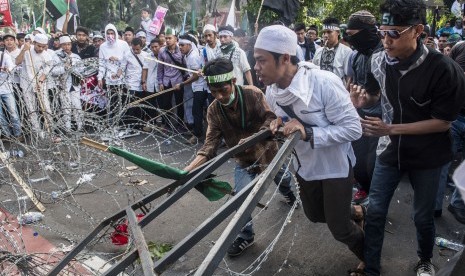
[{"left": 110, "top": 213, "right": 145, "bottom": 245}]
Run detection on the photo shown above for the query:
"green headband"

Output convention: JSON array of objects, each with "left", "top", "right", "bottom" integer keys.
[{"left": 206, "top": 71, "right": 234, "bottom": 84}]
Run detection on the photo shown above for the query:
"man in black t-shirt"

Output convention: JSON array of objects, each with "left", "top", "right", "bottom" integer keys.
[
  {"left": 71, "top": 26, "right": 97, "bottom": 60},
  {"left": 353, "top": 1, "right": 465, "bottom": 275}
]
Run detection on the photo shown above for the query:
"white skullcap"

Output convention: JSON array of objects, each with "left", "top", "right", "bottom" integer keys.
[
  {"left": 93, "top": 34, "right": 104, "bottom": 40},
  {"left": 59, "top": 35, "right": 72, "bottom": 44},
  {"left": 203, "top": 24, "right": 216, "bottom": 33},
  {"left": 34, "top": 33, "right": 48, "bottom": 45},
  {"left": 34, "top": 27, "right": 46, "bottom": 34},
  {"left": 136, "top": 31, "right": 146, "bottom": 38},
  {"left": 255, "top": 25, "right": 297, "bottom": 56}
]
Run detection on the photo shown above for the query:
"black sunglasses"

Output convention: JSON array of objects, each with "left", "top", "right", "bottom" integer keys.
[{"left": 377, "top": 25, "right": 415, "bottom": 39}]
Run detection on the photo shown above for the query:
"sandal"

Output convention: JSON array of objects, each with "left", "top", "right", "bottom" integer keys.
[
  {"left": 353, "top": 204, "right": 367, "bottom": 231},
  {"left": 348, "top": 262, "right": 366, "bottom": 276},
  {"left": 348, "top": 268, "right": 365, "bottom": 276}
]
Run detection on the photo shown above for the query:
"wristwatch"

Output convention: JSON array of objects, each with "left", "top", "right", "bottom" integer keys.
[{"left": 304, "top": 127, "right": 314, "bottom": 148}]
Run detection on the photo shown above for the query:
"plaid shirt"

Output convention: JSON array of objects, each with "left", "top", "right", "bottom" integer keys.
[{"left": 198, "top": 85, "right": 278, "bottom": 172}]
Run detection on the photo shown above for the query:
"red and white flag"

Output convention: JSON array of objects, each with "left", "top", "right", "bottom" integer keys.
[{"left": 0, "top": 0, "right": 14, "bottom": 27}]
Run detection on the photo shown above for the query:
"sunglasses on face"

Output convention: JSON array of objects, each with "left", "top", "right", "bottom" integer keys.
[{"left": 377, "top": 25, "right": 414, "bottom": 39}]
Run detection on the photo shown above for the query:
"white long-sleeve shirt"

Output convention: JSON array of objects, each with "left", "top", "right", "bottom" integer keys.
[
  {"left": 266, "top": 62, "right": 362, "bottom": 181},
  {"left": 121, "top": 50, "right": 149, "bottom": 91},
  {"left": 0, "top": 51, "right": 15, "bottom": 94},
  {"left": 143, "top": 52, "right": 158, "bottom": 93},
  {"left": 51, "top": 50, "right": 82, "bottom": 93},
  {"left": 19, "top": 46, "right": 53, "bottom": 91},
  {"left": 5, "top": 48, "right": 21, "bottom": 84}
]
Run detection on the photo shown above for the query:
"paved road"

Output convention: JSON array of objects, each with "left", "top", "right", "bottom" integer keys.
[{"left": 1, "top": 132, "right": 464, "bottom": 275}]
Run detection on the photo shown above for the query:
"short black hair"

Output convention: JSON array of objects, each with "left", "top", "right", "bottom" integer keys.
[
  {"left": 308, "top": 25, "right": 318, "bottom": 35},
  {"left": 141, "top": 7, "right": 151, "bottom": 13},
  {"left": 178, "top": 34, "right": 195, "bottom": 45},
  {"left": 150, "top": 38, "right": 161, "bottom": 45},
  {"left": 270, "top": 52, "right": 299, "bottom": 66},
  {"left": 380, "top": 0, "right": 426, "bottom": 26},
  {"left": 16, "top": 33, "right": 26, "bottom": 39},
  {"left": 124, "top": 26, "right": 135, "bottom": 34},
  {"left": 294, "top": 23, "right": 306, "bottom": 32},
  {"left": 75, "top": 26, "right": 90, "bottom": 36},
  {"left": 322, "top": 17, "right": 340, "bottom": 27},
  {"left": 218, "top": 25, "right": 234, "bottom": 34},
  {"left": 203, "top": 58, "right": 234, "bottom": 88},
  {"left": 131, "top": 37, "right": 144, "bottom": 47},
  {"left": 439, "top": 32, "right": 450, "bottom": 38}
]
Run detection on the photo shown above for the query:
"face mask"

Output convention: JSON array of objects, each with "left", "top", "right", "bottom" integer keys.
[
  {"left": 107, "top": 34, "right": 116, "bottom": 44},
  {"left": 346, "top": 27, "right": 379, "bottom": 55},
  {"left": 221, "top": 89, "right": 235, "bottom": 106}
]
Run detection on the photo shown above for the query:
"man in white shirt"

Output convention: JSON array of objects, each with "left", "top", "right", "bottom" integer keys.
[
  {"left": 0, "top": 45, "right": 22, "bottom": 140},
  {"left": 16, "top": 33, "right": 53, "bottom": 136},
  {"left": 52, "top": 35, "right": 83, "bottom": 132},
  {"left": 215, "top": 25, "right": 253, "bottom": 85},
  {"left": 121, "top": 37, "right": 149, "bottom": 128},
  {"left": 141, "top": 38, "right": 161, "bottom": 128},
  {"left": 313, "top": 17, "right": 353, "bottom": 83},
  {"left": 175, "top": 34, "right": 209, "bottom": 144},
  {"left": 201, "top": 24, "right": 220, "bottom": 64},
  {"left": 3, "top": 32, "right": 22, "bottom": 119},
  {"left": 254, "top": 25, "right": 365, "bottom": 273}
]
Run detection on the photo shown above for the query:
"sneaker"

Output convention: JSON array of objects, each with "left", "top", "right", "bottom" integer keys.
[
  {"left": 283, "top": 192, "right": 298, "bottom": 208},
  {"left": 414, "top": 259, "right": 435, "bottom": 276},
  {"left": 227, "top": 237, "right": 254, "bottom": 257},
  {"left": 352, "top": 188, "right": 368, "bottom": 205}
]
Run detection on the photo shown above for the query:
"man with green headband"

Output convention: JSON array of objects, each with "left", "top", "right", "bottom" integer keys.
[{"left": 184, "top": 58, "right": 297, "bottom": 257}]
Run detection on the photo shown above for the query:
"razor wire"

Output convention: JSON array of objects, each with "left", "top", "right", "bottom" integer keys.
[{"left": 0, "top": 56, "right": 302, "bottom": 275}]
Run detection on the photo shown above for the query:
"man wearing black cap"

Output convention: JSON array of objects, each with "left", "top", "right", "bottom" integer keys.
[{"left": 355, "top": 0, "right": 465, "bottom": 275}]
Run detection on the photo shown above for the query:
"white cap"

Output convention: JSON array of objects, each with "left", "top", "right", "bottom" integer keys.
[
  {"left": 34, "top": 27, "right": 46, "bottom": 35},
  {"left": 136, "top": 31, "right": 146, "bottom": 38},
  {"left": 93, "top": 34, "right": 104, "bottom": 40},
  {"left": 34, "top": 33, "right": 49, "bottom": 45},
  {"left": 203, "top": 24, "right": 216, "bottom": 33},
  {"left": 255, "top": 25, "right": 297, "bottom": 56},
  {"left": 59, "top": 35, "right": 72, "bottom": 44}
]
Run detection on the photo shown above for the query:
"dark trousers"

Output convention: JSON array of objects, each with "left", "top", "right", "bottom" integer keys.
[
  {"left": 352, "top": 135, "right": 379, "bottom": 192},
  {"left": 297, "top": 167, "right": 364, "bottom": 262},
  {"left": 192, "top": 90, "right": 213, "bottom": 137},
  {"left": 124, "top": 90, "right": 144, "bottom": 127},
  {"left": 106, "top": 84, "right": 126, "bottom": 124},
  {"left": 142, "top": 91, "right": 159, "bottom": 120},
  {"left": 364, "top": 158, "right": 442, "bottom": 275},
  {"left": 158, "top": 84, "right": 184, "bottom": 125}
]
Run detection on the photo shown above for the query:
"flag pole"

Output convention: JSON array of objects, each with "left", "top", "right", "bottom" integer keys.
[
  {"left": 42, "top": 0, "right": 47, "bottom": 29},
  {"left": 68, "top": 0, "right": 70, "bottom": 10},
  {"left": 255, "top": 0, "right": 265, "bottom": 35}
]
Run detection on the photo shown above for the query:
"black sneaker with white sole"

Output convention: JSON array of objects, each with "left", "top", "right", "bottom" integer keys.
[
  {"left": 227, "top": 237, "right": 254, "bottom": 257},
  {"left": 414, "top": 259, "right": 435, "bottom": 276}
]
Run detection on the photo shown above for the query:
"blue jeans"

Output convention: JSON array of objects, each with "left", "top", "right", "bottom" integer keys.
[
  {"left": 450, "top": 117, "right": 465, "bottom": 210},
  {"left": 0, "top": 93, "right": 21, "bottom": 137},
  {"left": 234, "top": 164, "right": 292, "bottom": 240},
  {"left": 436, "top": 117, "right": 465, "bottom": 211},
  {"left": 364, "top": 158, "right": 442, "bottom": 275}
]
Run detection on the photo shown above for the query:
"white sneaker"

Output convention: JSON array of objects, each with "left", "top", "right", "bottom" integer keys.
[{"left": 414, "top": 259, "right": 435, "bottom": 276}]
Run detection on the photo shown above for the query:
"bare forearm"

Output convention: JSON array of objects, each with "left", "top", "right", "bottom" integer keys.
[
  {"left": 389, "top": 119, "right": 451, "bottom": 135},
  {"left": 16, "top": 50, "right": 26, "bottom": 65},
  {"left": 245, "top": 70, "right": 253, "bottom": 85}
]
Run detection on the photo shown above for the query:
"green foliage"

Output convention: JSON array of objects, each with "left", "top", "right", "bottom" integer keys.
[{"left": 147, "top": 241, "right": 173, "bottom": 259}]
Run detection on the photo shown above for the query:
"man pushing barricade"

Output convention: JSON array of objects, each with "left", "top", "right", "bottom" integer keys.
[
  {"left": 183, "top": 58, "right": 297, "bottom": 257},
  {"left": 253, "top": 24, "right": 366, "bottom": 275}
]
